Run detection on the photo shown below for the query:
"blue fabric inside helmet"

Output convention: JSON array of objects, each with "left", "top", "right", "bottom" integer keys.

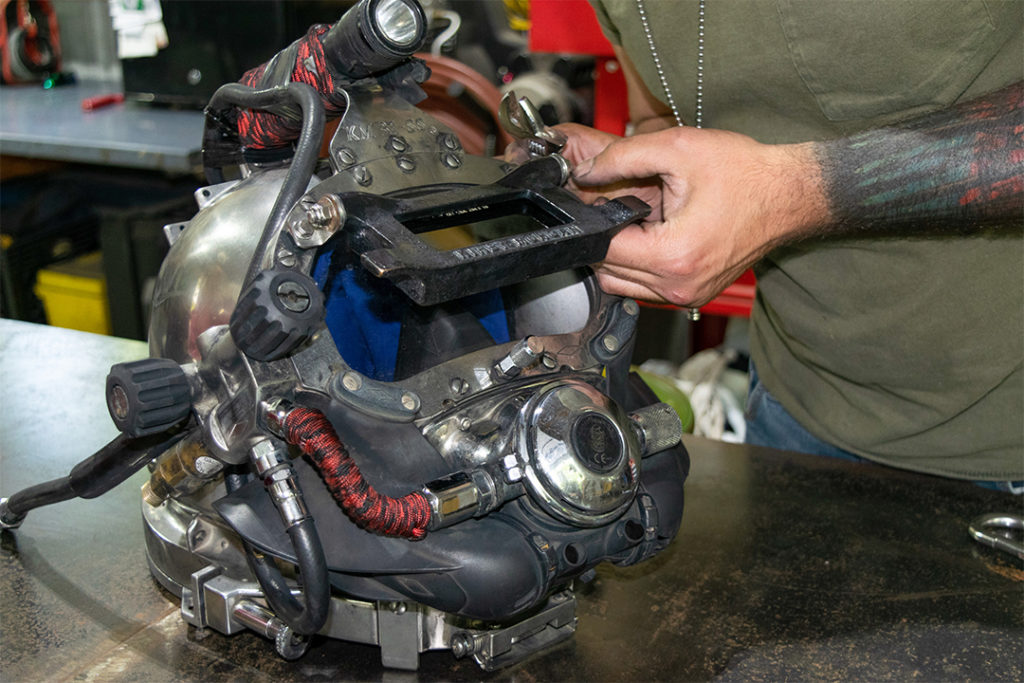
[{"left": 313, "top": 250, "right": 510, "bottom": 382}]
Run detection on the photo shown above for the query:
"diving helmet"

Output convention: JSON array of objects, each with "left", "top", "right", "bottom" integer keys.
[{"left": 1, "top": 0, "right": 688, "bottom": 670}]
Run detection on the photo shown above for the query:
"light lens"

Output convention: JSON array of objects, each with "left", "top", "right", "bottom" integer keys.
[{"left": 373, "top": 0, "right": 421, "bottom": 47}]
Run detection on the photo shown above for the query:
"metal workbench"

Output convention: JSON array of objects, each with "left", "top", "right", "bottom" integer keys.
[
  {"left": 1, "top": 320, "right": 1021, "bottom": 681},
  {"left": 0, "top": 81, "right": 203, "bottom": 174}
]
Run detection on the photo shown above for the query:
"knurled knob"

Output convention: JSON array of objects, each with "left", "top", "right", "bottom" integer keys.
[
  {"left": 229, "top": 269, "right": 325, "bottom": 362},
  {"left": 106, "top": 358, "right": 191, "bottom": 437}
]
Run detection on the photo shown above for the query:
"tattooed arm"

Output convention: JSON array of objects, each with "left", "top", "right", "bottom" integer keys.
[
  {"left": 817, "top": 81, "right": 1023, "bottom": 233},
  {"left": 560, "top": 82, "right": 1023, "bottom": 307}
]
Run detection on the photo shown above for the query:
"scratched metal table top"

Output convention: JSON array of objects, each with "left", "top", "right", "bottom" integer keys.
[{"left": 2, "top": 320, "right": 1021, "bottom": 682}]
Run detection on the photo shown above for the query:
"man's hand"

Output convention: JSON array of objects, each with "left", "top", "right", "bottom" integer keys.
[
  {"left": 562, "top": 123, "right": 828, "bottom": 307},
  {"left": 558, "top": 81, "right": 1022, "bottom": 307}
]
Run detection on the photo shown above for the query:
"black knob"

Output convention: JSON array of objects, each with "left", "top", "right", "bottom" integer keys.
[
  {"left": 229, "top": 269, "right": 325, "bottom": 362},
  {"left": 106, "top": 358, "right": 191, "bottom": 437}
]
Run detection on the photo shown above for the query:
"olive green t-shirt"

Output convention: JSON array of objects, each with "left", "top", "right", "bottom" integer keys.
[{"left": 591, "top": 0, "right": 1023, "bottom": 480}]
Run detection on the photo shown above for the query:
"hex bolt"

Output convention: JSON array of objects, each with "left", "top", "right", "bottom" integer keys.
[
  {"left": 276, "top": 281, "right": 311, "bottom": 313},
  {"left": 304, "top": 195, "right": 344, "bottom": 233},
  {"left": 305, "top": 204, "right": 329, "bottom": 229},
  {"left": 342, "top": 372, "right": 362, "bottom": 392},
  {"left": 502, "top": 454, "right": 523, "bottom": 482},
  {"left": 602, "top": 334, "right": 620, "bottom": 353},
  {"left": 493, "top": 336, "right": 544, "bottom": 379}
]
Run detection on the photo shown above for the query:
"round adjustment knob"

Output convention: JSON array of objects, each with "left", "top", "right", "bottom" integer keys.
[
  {"left": 106, "top": 358, "right": 191, "bottom": 437},
  {"left": 229, "top": 269, "right": 325, "bottom": 362}
]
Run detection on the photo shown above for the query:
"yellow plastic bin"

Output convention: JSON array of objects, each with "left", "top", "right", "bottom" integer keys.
[{"left": 33, "top": 251, "right": 111, "bottom": 335}]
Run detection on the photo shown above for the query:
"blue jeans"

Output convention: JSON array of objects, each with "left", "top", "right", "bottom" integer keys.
[
  {"left": 744, "top": 363, "right": 865, "bottom": 462},
  {"left": 743, "top": 363, "right": 1023, "bottom": 493}
]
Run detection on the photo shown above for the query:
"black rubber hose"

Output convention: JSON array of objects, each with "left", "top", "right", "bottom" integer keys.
[
  {"left": 245, "top": 518, "right": 331, "bottom": 636},
  {"left": 1, "top": 430, "right": 189, "bottom": 526},
  {"left": 203, "top": 81, "right": 326, "bottom": 292},
  {"left": 224, "top": 464, "right": 330, "bottom": 636},
  {"left": 1, "top": 479, "right": 75, "bottom": 523}
]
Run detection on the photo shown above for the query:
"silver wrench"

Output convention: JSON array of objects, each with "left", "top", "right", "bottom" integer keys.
[{"left": 499, "top": 90, "right": 568, "bottom": 158}]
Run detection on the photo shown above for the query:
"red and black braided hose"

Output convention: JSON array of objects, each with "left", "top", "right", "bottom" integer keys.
[
  {"left": 237, "top": 25, "right": 347, "bottom": 151},
  {"left": 282, "top": 406, "right": 432, "bottom": 540}
]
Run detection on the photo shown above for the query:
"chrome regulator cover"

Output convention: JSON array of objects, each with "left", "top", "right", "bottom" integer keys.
[{"left": 516, "top": 379, "right": 640, "bottom": 526}]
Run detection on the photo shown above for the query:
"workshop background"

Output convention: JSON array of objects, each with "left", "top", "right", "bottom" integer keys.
[{"left": 1, "top": 2, "right": 1022, "bottom": 681}]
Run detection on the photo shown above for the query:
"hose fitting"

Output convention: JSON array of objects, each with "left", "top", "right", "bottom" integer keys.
[{"left": 250, "top": 439, "right": 309, "bottom": 529}]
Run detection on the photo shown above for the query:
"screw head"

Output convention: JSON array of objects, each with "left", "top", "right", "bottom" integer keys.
[
  {"left": 386, "top": 135, "right": 409, "bottom": 153},
  {"left": 342, "top": 372, "right": 362, "bottom": 392},
  {"left": 305, "top": 204, "right": 329, "bottom": 229},
  {"left": 352, "top": 165, "right": 372, "bottom": 186},
  {"left": 396, "top": 155, "right": 416, "bottom": 173},
  {"left": 439, "top": 133, "right": 461, "bottom": 151},
  {"left": 602, "top": 334, "right": 620, "bottom": 353},
  {"left": 337, "top": 147, "right": 357, "bottom": 166},
  {"left": 401, "top": 392, "right": 420, "bottom": 412},
  {"left": 110, "top": 384, "right": 129, "bottom": 419},
  {"left": 451, "top": 632, "right": 474, "bottom": 658},
  {"left": 276, "top": 281, "right": 311, "bottom": 312},
  {"left": 442, "top": 152, "right": 462, "bottom": 169}
]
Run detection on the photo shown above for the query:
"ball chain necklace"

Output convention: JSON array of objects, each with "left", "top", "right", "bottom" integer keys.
[{"left": 636, "top": 0, "right": 705, "bottom": 321}]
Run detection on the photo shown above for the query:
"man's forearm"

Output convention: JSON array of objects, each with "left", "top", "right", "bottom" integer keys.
[{"left": 813, "top": 81, "right": 1023, "bottom": 234}]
